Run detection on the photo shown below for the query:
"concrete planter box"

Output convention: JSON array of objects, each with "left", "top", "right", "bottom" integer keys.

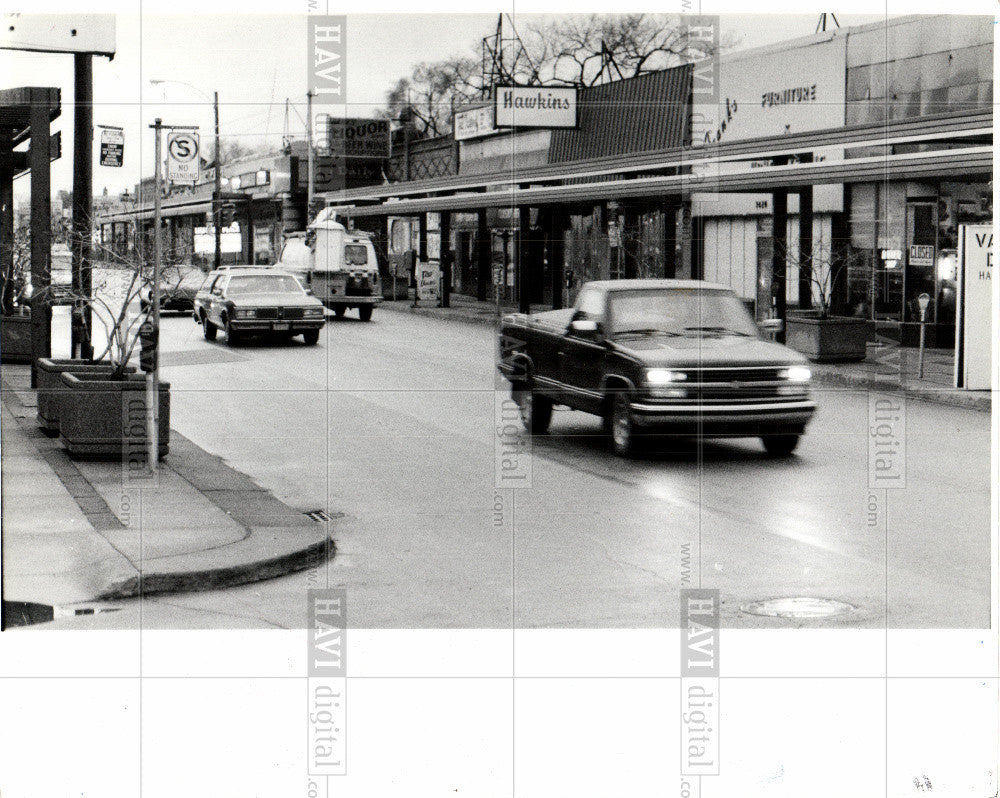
[
  {"left": 36, "top": 357, "right": 136, "bottom": 435},
  {"left": 1, "top": 312, "right": 33, "bottom": 364},
  {"left": 58, "top": 371, "right": 170, "bottom": 460},
  {"left": 785, "top": 315, "right": 868, "bottom": 363}
]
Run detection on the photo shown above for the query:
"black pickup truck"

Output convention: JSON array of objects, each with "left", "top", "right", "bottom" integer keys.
[{"left": 498, "top": 279, "right": 816, "bottom": 457}]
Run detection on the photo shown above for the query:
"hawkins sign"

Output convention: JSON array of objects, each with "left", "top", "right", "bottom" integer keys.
[{"left": 493, "top": 85, "right": 577, "bottom": 129}]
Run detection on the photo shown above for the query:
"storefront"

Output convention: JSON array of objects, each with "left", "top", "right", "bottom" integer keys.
[{"left": 324, "top": 15, "right": 992, "bottom": 344}]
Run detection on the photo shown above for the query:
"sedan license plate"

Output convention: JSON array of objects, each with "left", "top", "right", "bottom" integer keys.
[{"left": 272, "top": 322, "right": 290, "bottom": 331}]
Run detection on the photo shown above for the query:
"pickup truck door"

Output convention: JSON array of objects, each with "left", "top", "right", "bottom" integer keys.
[{"left": 557, "top": 289, "right": 607, "bottom": 414}]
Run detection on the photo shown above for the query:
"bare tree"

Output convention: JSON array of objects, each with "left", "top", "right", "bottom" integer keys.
[
  {"left": 521, "top": 14, "right": 722, "bottom": 87},
  {"left": 384, "top": 55, "right": 483, "bottom": 138}
]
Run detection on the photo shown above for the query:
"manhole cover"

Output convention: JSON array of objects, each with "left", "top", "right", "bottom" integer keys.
[{"left": 741, "top": 597, "right": 856, "bottom": 619}]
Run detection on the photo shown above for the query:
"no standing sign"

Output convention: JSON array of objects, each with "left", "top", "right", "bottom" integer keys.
[{"left": 167, "top": 130, "right": 200, "bottom": 185}]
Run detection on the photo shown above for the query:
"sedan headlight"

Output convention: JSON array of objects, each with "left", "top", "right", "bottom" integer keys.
[
  {"left": 303, "top": 307, "right": 324, "bottom": 317},
  {"left": 778, "top": 366, "right": 812, "bottom": 382},
  {"left": 234, "top": 309, "right": 256, "bottom": 319},
  {"left": 646, "top": 368, "right": 688, "bottom": 385}
]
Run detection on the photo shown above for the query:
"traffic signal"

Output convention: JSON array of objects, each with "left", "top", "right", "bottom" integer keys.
[{"left": 138, "top": 321, "right": 158, "bottom": 373}]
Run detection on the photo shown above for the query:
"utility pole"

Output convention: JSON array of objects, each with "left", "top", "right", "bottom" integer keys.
[
  {"left": 213, "top": 91, "right": 222, "bottom": 269},
  {"left": 148, "top": 119, "right": 163, "bottom": 472},
  {"left": 72, "top": 53, "right": 94, "bottom": 360},
  {"left": 306, "top": 91, "right": 315, "bottom": 216}
]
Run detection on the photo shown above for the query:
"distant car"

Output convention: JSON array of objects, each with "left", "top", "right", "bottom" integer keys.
[
  {"left": 141, "top": 266, "right": 207, "bottom": 313},
  {"left": 193, "top": 267, "right": 326, "bottom": 346},
  {"left": 498, "top": 279, "right": 817, "bottom": 457}
]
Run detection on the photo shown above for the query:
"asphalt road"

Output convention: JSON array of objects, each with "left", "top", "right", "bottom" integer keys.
[{"left": 69, "top": 305, "right": 992, "bottom": 629}]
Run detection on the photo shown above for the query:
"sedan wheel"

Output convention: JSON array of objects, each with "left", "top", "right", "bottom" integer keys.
[
  {"left": 761, "top": 433, "right": 800, "bottom": 457},
  {"left": 202, "top": 314, "right": 217, "bottom": 341},
  {"left": 224, "top": 317, "right": 240, "bottom": 347},
  {"left": 302, "top": 329, "right": 320, "bottom": 345},
  {"left": 610, "top": 392, "right": 638, "bottom": 457}
]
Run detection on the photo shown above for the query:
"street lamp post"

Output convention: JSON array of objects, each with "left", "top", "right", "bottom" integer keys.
[{"left": 149, "top": 79, "right": 222, "bottom": 268}]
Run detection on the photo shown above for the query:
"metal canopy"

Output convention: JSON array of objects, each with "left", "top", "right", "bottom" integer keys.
[
  {"left": 330, "top": 145, "right": 992, "bottom": 218},
  {"left": 325, "top": 110, "right": 993, "bottom": 215}
]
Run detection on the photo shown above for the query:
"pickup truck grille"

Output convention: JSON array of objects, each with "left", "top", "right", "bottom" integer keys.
[{"left": 650, "top": 367, "right": 801, "bottom": 403}]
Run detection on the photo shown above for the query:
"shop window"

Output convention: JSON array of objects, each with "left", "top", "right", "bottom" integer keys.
[
  {"left": 887, "top": 57, "right": 921, "bottom": 98},
  {"left": 947, "top": 81, "right": 979, "bottom": 112},
  {"left": 846, "top": 66, "right": 873, "bottom": 102},
  {"left": 920, "top": 86, "right": 950, "bottom": 117}
]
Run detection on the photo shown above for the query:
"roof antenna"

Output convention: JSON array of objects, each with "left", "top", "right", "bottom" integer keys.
[{"left": 816, "top": 13, "right": 840, "bottom": 33}]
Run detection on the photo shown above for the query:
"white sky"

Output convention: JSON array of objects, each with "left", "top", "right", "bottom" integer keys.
[{"left": 0, "top": 1, "right": 992, "bottom": 199}]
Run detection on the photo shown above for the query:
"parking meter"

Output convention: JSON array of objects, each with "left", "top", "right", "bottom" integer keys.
[
  {"left": 917, "top": 293, "right": 930, "bottom": 378},
  {"left": 917, "top": 293, "right": 930, "bottom": 321}
]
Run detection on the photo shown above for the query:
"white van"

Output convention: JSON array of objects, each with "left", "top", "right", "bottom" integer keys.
[{"left": 277, "top": 210, "right": 380, "bottom": 321}]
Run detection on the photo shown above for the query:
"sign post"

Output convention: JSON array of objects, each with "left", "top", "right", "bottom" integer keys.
[{"left": 148, "top": 119, "right": 163, "bottom": 471}]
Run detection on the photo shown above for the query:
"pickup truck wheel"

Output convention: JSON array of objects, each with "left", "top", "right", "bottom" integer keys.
[
  {"left": 761, "top": 433, "right": 800, "bottom": 457},
  {"left": 609, "top": 393, "right": 639, "bottom": 457},
  {"left": 302, "top": 329, "right": 320, "bottom": 345},
  {"left": 224, "top": 317, "right": 240, "bottom": 347},
  {"left": 358, "top": 305, "right": 373, "bottom": 321},
  {"left": 513, "top": 382, "right": 552, "bottom": 434},
  {"left": 202, "top": 314, "right": 217, "bottom": 341}
]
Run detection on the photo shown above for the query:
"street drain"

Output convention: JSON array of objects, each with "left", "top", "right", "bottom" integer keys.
[
  {"left": 305, "top": 509, "right": 339, "bottom": 524},
  {"left": 741, "top": 597, "right": 857, "bottom": 619}
]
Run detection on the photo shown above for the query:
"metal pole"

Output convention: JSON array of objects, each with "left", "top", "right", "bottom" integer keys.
[
  {"left": 73, "top": 53, "right": 94, "bottom": 359},
  {"left": 214, "top": 91, "right": 222, "bottom": 269},
  {"left": 918, "top": 320, "right": 926, "bottom": 378},
  {"left": 306, "top": 91, "right": 314, "bottom": 216},
  {"left": 148, "top": 119, "right": 163, "bottom": 471}
]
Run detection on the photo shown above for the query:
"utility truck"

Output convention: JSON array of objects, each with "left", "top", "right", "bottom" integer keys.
[{"left": 276, "top": 208, "right": 380, "bottom": 321}]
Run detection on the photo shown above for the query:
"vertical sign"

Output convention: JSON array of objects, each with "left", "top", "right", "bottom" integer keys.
[
  {"left": 166, "top": 131, "right": 199, "bottom": 185},
  {"left": 955, "top": 224, "right": 993, "bottom": 390},
  {"left": 308, "top": 16, "right": 346, "bottom": 108},
  {"left": 680, "top": 589, "right": 720, "bottom": 777},
  {"left": 99, "top": 126, "right": 123, "bottom": 167}
]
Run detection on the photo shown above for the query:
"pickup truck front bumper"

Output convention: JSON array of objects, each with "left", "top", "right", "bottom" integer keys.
[{"left": 628, "top": 397, "right": 816, "bottom": 436}]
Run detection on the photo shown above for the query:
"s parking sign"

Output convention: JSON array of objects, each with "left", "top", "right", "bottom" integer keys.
[{"left": 167, "top": 130, "right": 200, "bottom": 185}]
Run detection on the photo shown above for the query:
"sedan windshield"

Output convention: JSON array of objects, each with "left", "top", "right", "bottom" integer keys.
[
  {"left": 226, "top": 275, "right": 304, "bottom": 295},
  {"left": 608, "top": 289, "right": 758, "bottom": 338}
]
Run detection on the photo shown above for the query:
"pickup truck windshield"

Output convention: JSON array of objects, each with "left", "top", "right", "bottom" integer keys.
[
  {"left": 226, "top": 275, "right": 304, "bottom": 295},
  {"left": 608, "top": 289, "right": 758, "bottom": 338}
]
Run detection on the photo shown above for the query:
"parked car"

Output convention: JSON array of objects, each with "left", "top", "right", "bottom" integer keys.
[
  {"left": 498, "top": 279, "right": 816, "bottom": 457},
  {"left": 193, "top": 267, "right": 326, "bottom": 346},
  {"left": 141, "top": 266, "right": 207, "bottom": 313}
]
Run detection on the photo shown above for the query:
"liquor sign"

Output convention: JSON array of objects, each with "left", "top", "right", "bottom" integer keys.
[
  {"left": 454, "top": 105, "right": 496, "bottom": 140},
  {"left": 494, "top": 85, "right": 577, "bottom": 129},
  {"left": 955, "top": 224, "right": 993, "bottom": 390},
  {"left": 99, "top": 126, "right": 124, "bottom": 167},
  {"left": 166, "top": 130, "right": 200, "bottom": 185},
  {"left": 328, "top": 118, "right": 390, "bottom": 159}
]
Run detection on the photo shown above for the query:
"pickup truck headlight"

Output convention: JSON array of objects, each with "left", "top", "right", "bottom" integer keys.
[
  {"left": 303, "top": 307, "right": 324, "bottom": 317},
  {"left": 234, "top": 309, "right": 256, "bottom": 319},
  {"left": 645, "top": 368, "right": 687, "bottom": 385},
  {"left": 778, "top": 366, "right": 811, "bottom": 382}
]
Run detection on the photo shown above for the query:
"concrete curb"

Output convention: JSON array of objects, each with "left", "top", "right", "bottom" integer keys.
[
  {"left": 809, "top": 367, "right": 992, "bottom": 412},
  {"left": 379, "top": 301, "right": 502, "bottom": 329},
  {"left": 98, "top": 536, "right": 335, "bottom": 599}
]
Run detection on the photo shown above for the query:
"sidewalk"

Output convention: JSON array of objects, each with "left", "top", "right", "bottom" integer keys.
[
  {"left": 1, "top": 363, "right": 333, "bottom": 622},
  {"left": 381, "top": 296, "right": 992, "bottom": 412}
]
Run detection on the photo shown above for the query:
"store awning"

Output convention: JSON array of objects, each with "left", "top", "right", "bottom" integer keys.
[{"left": 329, "top": 144, "right": 992, "bottom": 219}]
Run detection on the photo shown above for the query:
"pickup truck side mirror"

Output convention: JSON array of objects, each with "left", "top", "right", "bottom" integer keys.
[{"left": 569, "top": 318, "right": 603, "bottom": 338}]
